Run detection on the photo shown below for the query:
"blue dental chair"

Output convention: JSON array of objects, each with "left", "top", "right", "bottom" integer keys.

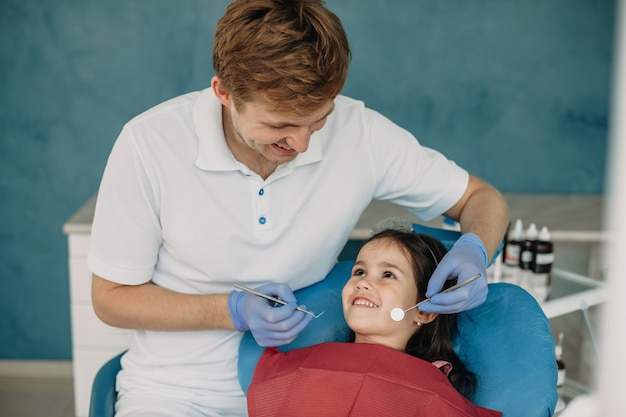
[{"left": 89, "top": 223, "right": 558, "bottom": 417}]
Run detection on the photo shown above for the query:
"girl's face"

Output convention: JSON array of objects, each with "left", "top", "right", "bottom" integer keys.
[{"left": 342, "top": 237, "right": 424, "bottom": 350}]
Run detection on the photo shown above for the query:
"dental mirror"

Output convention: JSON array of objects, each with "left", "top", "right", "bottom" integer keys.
[{"left": 390, "top": 273, "right": 481, "bottom": 322}]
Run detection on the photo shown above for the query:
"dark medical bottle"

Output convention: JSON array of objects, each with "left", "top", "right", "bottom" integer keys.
[
  {"left": 533, "top": 227, "right": 554, "bottom": 272},
  {"left": 519, "top": 223, "right": 538, "bottom": 270},
  {"left": 518, "top": 223, "right": 538, "bottom": 294},
  {"left": 532, "top": 226, "right": 554, "bottom": 301},
  {"left": 504, "top": 219, "right": 523, "bottom": 267}
]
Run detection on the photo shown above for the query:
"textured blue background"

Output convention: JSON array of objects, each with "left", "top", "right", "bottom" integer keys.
[{"left": 0, "top": 0, "right": 615, "bottom": 359}]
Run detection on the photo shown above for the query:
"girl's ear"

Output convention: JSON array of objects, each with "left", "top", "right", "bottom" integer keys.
[{"left": 414, "top": 311, "right": 438, "bottom": 326}]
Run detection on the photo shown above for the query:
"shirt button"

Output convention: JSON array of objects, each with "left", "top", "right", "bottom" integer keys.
[
  {"left": 258, "top": 188, "right": 264, "bottom": 196},
  {"left": 259, "top": 216, "right": 267, "bottom": 225}
]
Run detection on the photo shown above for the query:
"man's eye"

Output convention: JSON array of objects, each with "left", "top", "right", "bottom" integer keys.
[{"left": 383, "top": 271, "right": 396, "bottom": 279}]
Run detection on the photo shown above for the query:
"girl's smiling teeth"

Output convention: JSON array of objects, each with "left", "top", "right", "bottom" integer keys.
[{"left": 352, "top": 297, "right": 379, "bottom": 308}]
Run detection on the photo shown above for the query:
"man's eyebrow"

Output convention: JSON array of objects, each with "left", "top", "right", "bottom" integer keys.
[{"left": 267, "top": 105, "right": 335, "bottom": 128}]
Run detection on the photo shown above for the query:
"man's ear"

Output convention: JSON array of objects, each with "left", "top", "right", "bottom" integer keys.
[{"left": 211, "top": 76, "right": 232, "bottom": 108}]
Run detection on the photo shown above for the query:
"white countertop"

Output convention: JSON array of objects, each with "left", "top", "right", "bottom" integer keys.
[
  {"left": 64, "top": 193, "right": 606, "bottom": 243},
  {"left": 353, "top": 194, "right": 605, "bottom": 242}
]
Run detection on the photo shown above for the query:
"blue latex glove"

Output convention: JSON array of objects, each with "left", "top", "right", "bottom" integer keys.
[
  {"left": 228, "top": 283, "right": 313, "bottom": 347},
  {"left": 420, "top": 233, "right": 489, "bottom": 314}
]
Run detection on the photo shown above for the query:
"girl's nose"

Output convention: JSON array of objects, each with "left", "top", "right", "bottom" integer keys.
[{"left": 356, "top": 279, "right": 370, "bottom": 290}]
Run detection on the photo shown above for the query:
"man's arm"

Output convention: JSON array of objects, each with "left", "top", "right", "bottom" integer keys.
[
  {"left": 91, "top": 274, "right": 234, "bottom": 331},
  {"left": 92, "top": 274, "right": 313, "bottom": 346},
  {"left": 419, "top": 175, "right": 509, "bottom": 314},
  {"left": 444, "top": 175, "right": 510, "bottom": 260}
]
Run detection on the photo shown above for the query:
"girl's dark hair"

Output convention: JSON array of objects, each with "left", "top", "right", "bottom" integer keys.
[{"left": 363, "top": 229, "right": 477, "bottom": 398}]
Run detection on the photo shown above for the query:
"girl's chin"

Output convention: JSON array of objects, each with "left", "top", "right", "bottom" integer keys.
[{"left": 346, "top": 316, "right": 381, "bottom": 331}]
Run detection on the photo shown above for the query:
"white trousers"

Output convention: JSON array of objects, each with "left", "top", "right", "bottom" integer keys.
[{"left": 115, "top": 395, "right": 248, "bottom": 417}]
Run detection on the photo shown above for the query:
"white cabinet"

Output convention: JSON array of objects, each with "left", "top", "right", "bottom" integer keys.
[{"left": 64, "top": 197, "right": 134, "bottom": 417}]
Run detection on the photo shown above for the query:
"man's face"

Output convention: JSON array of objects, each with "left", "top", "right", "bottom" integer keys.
[{"left": 227, "top": 99, "right": 335, "bottom": 167}]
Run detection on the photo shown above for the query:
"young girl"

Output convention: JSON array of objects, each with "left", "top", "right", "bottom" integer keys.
[
  {"left": 246, "top": 228, "right": 501, "bottom": 416},
  {"left": 343, "top": 228, "right": 476, "bottom": 397}
]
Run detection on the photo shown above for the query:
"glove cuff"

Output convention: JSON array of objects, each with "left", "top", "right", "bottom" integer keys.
[
  {"left": 228, "top": 290, "right": 249, "bottom": 332},
  {"left": 453, "top": 233, "right": 489, "bottom": 268}
]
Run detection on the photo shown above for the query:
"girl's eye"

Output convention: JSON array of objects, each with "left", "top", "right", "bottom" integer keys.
[
  {"left": 352, "top": 269, "right": 365, "bottom": 277},
  {"left": 383, "top": 271, "right": 396, "bottom": 279}
]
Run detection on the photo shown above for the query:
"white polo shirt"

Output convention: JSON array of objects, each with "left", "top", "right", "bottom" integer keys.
[{"left": 87, "top": 88, "right": 468, "bottom": 413}]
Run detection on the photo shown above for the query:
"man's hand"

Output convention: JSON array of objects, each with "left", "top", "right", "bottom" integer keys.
[
  {"left": 419, "top": 233, "right": 489, "bottom": 314},
  {"left": 228, "top": 283, "right": 313, "bottom": 346}
]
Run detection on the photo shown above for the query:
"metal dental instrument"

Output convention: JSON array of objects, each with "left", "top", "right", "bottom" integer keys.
[
  {"left": 390, "top": 273, "right": 482, "bottom": 321},
  {"left": 233, "top": 284, "right": 325, "bottom": 319}
]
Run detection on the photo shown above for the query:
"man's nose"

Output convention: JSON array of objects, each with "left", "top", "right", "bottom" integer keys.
[{"left": 286, "top": 127, "right": 311, "bottom": 153}]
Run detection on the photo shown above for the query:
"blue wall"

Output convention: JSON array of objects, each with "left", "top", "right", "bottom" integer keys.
[{"left": 0, "top": 0, "right": 615, "bottom": 359}]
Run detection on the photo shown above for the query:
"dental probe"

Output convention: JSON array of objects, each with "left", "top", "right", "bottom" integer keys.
[
  {"left": 233, "top": 284, "right": 325, "bottom": 319},
  {"left": 390, "top": 273, "right": 482, "bottom": 321}
]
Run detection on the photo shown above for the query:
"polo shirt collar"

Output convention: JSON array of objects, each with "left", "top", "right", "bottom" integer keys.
[{"left": 194, "top": 88, "right": 323, "bottom": 174}]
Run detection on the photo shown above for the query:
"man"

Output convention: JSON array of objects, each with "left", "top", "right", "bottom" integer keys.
[{"left": 88, "top": 0, "right": 509, "bottom": 415}]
